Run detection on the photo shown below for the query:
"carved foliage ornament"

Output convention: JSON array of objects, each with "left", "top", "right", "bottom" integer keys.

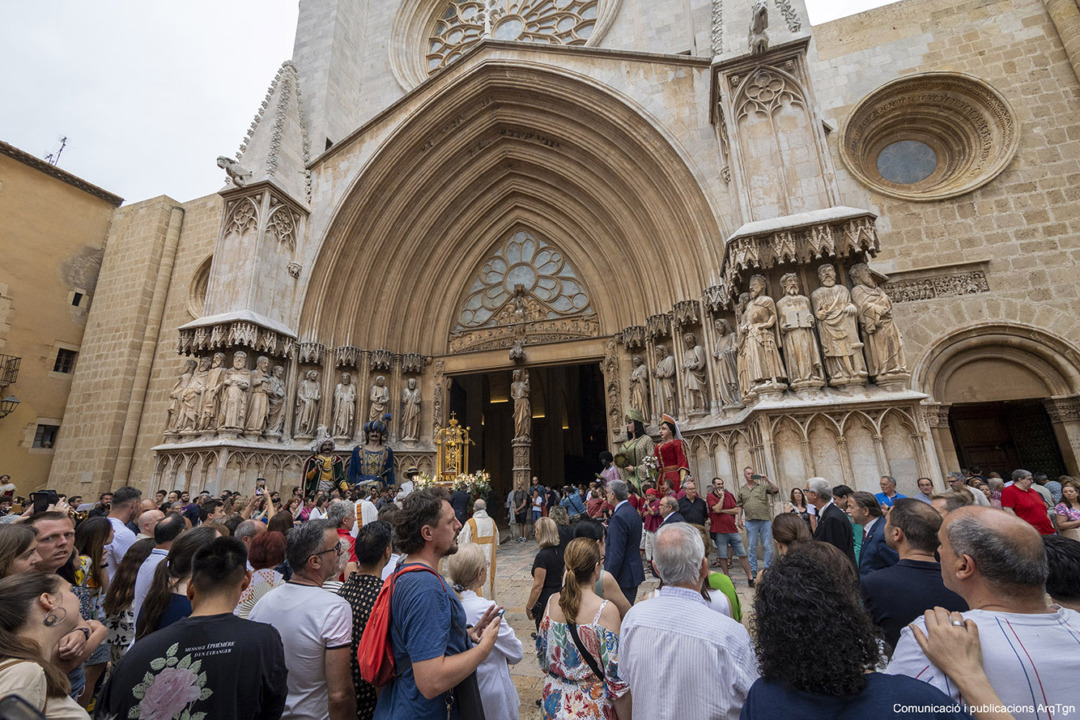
[
  {"left": 178, "top": 321, "right": 293, "bottom": 359},
  {"left": 225, "top": 196, "right": 259, "bottom": 238}
]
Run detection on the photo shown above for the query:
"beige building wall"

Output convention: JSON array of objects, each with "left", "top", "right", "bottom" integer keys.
[{"left": 0, "top": 142, "right": 121, "bottom": 495}]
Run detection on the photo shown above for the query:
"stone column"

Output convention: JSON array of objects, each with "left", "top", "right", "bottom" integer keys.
[
  {"left": 871, "top": 433, "right": 890, "bottom": 478},
  {"left": 1045, "top": 0, "right": 1080, "bottom": 85},
  {"left": 925, "top": 403, "right": 960, "bottom": 478},
  {"left": 1044, "top": 396, "right": 1080, "bottom": 475}
]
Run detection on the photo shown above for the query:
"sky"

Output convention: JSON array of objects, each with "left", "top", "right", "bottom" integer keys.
[{"left": 1, "top": 0, "right": 897, "bottom": 205}]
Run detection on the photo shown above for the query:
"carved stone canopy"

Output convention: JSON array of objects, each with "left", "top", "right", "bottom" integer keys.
[
  {"left": 673, "top": 300, "right": 701, "bottom": 328},
  {"left": 335, "top": 346, "right": 362, "bottom": 368},
  {"left": 370, "top": 349, "right": 394, "bottom": 371},
  {"left": 297, "top": 342, "right": 326, "bottom": 365},
  {"left": 646, "top": 313, "right": 672, "bottom": 339},
  {"left": 177, "top": 315, "right": 295, "bottom": 360},
  {"left": 401, "top": 353, "right": 427, "bottom": 374},
  {"left": 619, "top": 325, "right": 647, "bottom": 349}
]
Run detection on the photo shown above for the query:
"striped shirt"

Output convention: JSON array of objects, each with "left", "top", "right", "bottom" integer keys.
[
  {"left": 621, "top": 585, "right": 758, "bottom": 720},
  {"left": 886, "top": 607, "right": 1080, "bottom": 720}
]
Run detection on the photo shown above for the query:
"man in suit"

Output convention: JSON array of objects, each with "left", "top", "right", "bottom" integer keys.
[
  {"left": 658, "top": 496, "right": 686, "bottom": 527},
  {"left": 848, "top": 491, "right": 899, "bottom": 575},
  {"left": 806, "top": 477, "right": 856, "bottom": 566},
  {"left": 861, "top": 499, "right": 966, "bottom": 650},
  {"left": 604, "top": 479, "right": 645, "bottom": 606}
]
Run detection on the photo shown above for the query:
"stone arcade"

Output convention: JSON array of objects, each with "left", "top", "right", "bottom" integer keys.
[{"left": 46, "top": 0, "right": 1080, "bottom": 501}]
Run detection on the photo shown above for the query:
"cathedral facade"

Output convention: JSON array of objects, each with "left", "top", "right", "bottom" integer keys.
[{"left": 47, "top": 0, "right": 1080, "bottom": 500}]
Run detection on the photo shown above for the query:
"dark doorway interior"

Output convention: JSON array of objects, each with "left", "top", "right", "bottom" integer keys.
[
  {"left": 949, "top": 400, "right": 1066, "bottom": 477},
  {"left": 449, "top": 363, "right": 608, "bottom": 515}
]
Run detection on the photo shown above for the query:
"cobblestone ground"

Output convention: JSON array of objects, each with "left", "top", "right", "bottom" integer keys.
[{"left": 490, "top": 529, "right": 757, "bottom": 719}]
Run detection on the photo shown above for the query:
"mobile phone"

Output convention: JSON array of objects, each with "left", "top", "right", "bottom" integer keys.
[
  {"left": 0, "top": 694, "right": 46, "bottom": 720},
  {"left": 30, "top": 490, "right": 59, "bottom": 514},
  {"left": 496, "top": 608, "right": 506, "bottom": 619},
  {"left": 751, "top": 474, "right": 762, "bottom": 480}
]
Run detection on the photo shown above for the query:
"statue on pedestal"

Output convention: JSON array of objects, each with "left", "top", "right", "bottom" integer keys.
[
  {"left": 199, "top": 352, "right": 226, "bottom": 432},
  {"left": 368, "top": 375, "right": 389, "bottom": 422},
  {"left": 654, "top": 344, "right": 677, "bottom": 417},
  {"left": 266, "top": 365, "right": 287, "bottom": 436},
  {"left": 681, "top": 332, "right": 709, "bottom": 413},
  {"left": 401, "top": 377, "right": 422, "bottom": 442},
  {"left": 220, "top": 351, "right": 251, "bottom": 431},
  {"left": 811, "top": 263, "right": 867, "bottom": 385},
  {"left": 332, "top": 372, "right": 357, "bottom": 438},
  {"left": 849, "top": 263, "right": 908, "bottom": 379},
  {"left": 294, "top": 370, "right": 321, "bottom": 437},
  {"left": 180, "top": 356, "right": 211, "bottom": 432},
  {"left": 628, "top": 354, "right": 651, "bottom": 421},
  {"left": 511, "top": 369, "right": 531, "bottom": 440},
  {"left": 166, "top": 359, "right": 197, "bottom": 432},
  {"left": 738, "top": 275, "right": 788, "bottom": 394},
  {"left": 245, "top": 356, "right": 271, "bottom": 435},
  {"left": 713, "top": 319, "right": 743, "bottom": 409},
  {"left": 776, "top": 273, "right": 825, "bottom": 389}
]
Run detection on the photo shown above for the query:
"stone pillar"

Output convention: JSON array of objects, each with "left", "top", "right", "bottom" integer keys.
[
  {"left": 1044, "top": 396, "right": 1080, "bottom": 475},
  {"left": 835, "top": 436, "right": 854, "bottom": 486},
  {"left": 925, "top": 403, "right": 960, "bottom": 478},
  {"left": 512, "top": 438, "right": 531, "bottom": 491},
  {"left": 1045, "top": 0, "right": 1080, "bottom": 85},
  {"left": 871, "top": 433, "right": 890, "bottom": 477}
]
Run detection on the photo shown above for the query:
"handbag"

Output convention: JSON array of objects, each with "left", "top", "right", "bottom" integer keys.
[
  {"left": 447, "top": 616, "right": 486, "bottom": 719},
  {"left": 567, "top": 623, "right": 605, "bottom": 682}
]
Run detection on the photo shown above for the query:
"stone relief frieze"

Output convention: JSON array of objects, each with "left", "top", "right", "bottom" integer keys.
[
  {"left": 448, "top": 315, "right": 600, "bottom": 353},
  {"left": 883, "top": 270, "right": 990, "bottom": 303}
]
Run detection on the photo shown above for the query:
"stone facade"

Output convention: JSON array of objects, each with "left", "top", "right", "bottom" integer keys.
[{"left": 44, "top": 0, "right": 1080, "bottom": 500}]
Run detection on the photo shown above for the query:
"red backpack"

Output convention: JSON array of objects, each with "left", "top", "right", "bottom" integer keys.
[{"left": 357, "top": 563, "right": 446, "bottom": 687}]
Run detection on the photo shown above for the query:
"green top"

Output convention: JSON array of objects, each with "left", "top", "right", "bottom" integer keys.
[{"left": 736, "top": 481, "right": 777, "bottom": 521}]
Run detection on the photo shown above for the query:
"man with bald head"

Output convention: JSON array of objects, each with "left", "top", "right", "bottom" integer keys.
[
  {"left": 136, "top": 509, "right": 165, "bottom": 540},
  {"left": 886, "top": 506, "right": 1080, "bottom": 719}
]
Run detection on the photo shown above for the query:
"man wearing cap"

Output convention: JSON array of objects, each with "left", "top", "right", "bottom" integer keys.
[{"left": 395, "top": 466, "right": 419, "bottom": 504}]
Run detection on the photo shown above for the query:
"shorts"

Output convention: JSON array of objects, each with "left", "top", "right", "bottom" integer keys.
[
  {"left": 531, "top": 509, "right": 542, "bottom": 522},
  {"left": 713, "top": 532, "right": 747, "bottom": 557},
  {"left": 516, "top": 510, "right": 528, "bottom": 525}
]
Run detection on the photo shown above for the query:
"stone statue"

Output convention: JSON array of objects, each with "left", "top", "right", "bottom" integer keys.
[
  {"left": 368, "top": 375, "right": 390, "bottom": 422},
  {"left": 332, "top": 372, "right": 357, "bottom": 437},
  {"left": 401, "top": 377, "right": 421, "bottom": 442},
  {"left": 735, "top": 293, "right": 751, "bottom": 395},
  {"left": 681, "top": 332, "right": 709, "bottom": 413},
  {"left": 511, "top": 368, "right": 531, "bottom": 440},
  {"left": 244, "top": 356, "right": 271, "bottom": 434},
  {"left": 220, "top": 351, "right": 251, "bottom": 431},
  {"left": 166, "top": 359, "right": 196, "bottom": 431},
  {"left": 849, "top": 263, "right": 908, "bottom": 378},
  {"left": 294, "top": 370, "right": 321, "bottom": 437},
  {"left": 628, "top": 354, "right": 651, "bottom": 420},
  {"left": 749, "top": 0, "right": 769, "bottom": 54},
  {"left": 738, "top": 275, "right": 788, "bottom": 394},
  {"left": 811, "top": 263, "right": 867, "bottom": 385},
  {"left": 199, "top": 352, "right": 226, "bottom": 431},
  {"left": 712, "top": 318, "right": 743, "bottom": 409},
  {"left": 266, "top": 365, "right": 287, "bottom": 435},
  {"left": 776, "top": 273, "right": 825, "bottom": 389},
  {"left": 216, "top": 155, "right": 251, "bottom": 187},
  {"left": 653, "top": 344, "right": 677, "bottom": 416},
  {"left": 180, "top": 356, "right": 211, "bottom": 432}
]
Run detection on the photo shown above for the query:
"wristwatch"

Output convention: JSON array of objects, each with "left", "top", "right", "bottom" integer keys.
[{"left": 78, "top": 627, "right": 91, "bottom": 641}]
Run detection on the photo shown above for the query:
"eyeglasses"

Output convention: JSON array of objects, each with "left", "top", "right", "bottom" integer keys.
[{"left": 311, "top": 543, "right": 344, "bottom": 560}]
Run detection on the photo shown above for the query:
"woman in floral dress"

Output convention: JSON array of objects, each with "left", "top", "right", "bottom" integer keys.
[
  {"left": 72, "top": 516, "right": 112, "bottom": 708},
  {"left": 101, "top": 538, "right": 155, "bottom": 665},
  {"left": 538, "top": 538, "right": 630, "bottom": 719}
]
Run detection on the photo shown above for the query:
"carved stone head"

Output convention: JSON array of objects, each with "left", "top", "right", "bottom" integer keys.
[
  {"left": 211, "top": 352, "right": 225, "bottom": 368},
  {"left": 232, "top": 351, "right": 247, "bottom": 369},
  {"left": 781, "top": 273, "right": 801, "bottom": 295},
  {"left": 656, "top": 345, "right": 668, "bottom": 358},
  {"left": 749, "top": 275, "right": 767, "bottom": 298},
  {"left": 306, "top": 370, "right": 319, "bottom": 381},
  {"left": 683, "top": 332, "right": 697, "bottom": 346},
  {"left": 257, "top": 355, "right": 269, "bottom": 370},
  {"left": 197, "top": 356, "right": 211, "bottom": 370},
  {"left": 341, "top": 372, "right": 352, "bottom": 385},
  {"left": 632, "top": 354, "right": 642, "bottom": 367},
  {"left": 817, "top": 263, "right": 837, "bottom": 286},
  {"left": 849, "top": 263, "right": 876, "bottom": 288},
  {"left": 714, "top": 318, "right": 732, "bottom": 336},
  {"left": 407, "top": 377, "right": 417, "bottom": 389},
  {"left": 183, "top": 358, "right": 197, "bottom": 373},
  {"left": 374, "top": 375, "right": 385, "bottom": 387}
]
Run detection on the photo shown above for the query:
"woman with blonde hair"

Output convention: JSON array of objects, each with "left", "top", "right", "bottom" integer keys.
[
  {"left": 448, "top": 543, "right": 522, "bottom": 720},
  {"left": 538, "top": 537, "right": 630, "bottom": 719},
  {"left": 526, "top": 517, "right": 564, "bottom": 631}
]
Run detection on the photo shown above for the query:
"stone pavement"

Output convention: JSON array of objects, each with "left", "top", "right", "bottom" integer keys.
[{"left": 488, "top": 530, "right": 757, "bottom": 719}]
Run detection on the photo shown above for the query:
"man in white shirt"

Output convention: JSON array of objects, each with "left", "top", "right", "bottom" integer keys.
[
  {"left": 350, "top": 486, "right": 379, "bottom": 539},
  {"left": 886, "top": 506, "right": 1080, "bottom": 720},
  {"left": 249, "top": 519, "right": 356, "bottom": 720},
  {"left": 104, "top": 486, "right": 141, "bottom": 582},
  {"left": 456, "top": 498, "right": 498, "bottom": 599},
  {"left": 132, "top": 513, "right": 186, "bottom": 625},
  {"left": 395, "top": 466, "right": 419, "bottom": 505},
  {"left": 947, "top": 472, "right": 990, "bottom": 507},
  {"left": 621, "top": 523, "right": 758, "bottom": 720}
]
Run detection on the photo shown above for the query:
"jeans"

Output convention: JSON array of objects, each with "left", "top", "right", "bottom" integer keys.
[{"left": 745, "top": 518, "right": 773, "bottom": 574}]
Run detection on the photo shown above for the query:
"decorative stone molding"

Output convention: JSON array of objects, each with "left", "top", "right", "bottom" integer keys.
[
  {"left": 448, "top": 315, "right": 600, "bottom": 353},
  {"left": 923, "top": 403, "right": 953, "bottom": 429},
  {"left": 1045, "top": 397, "right": 1080, "bottom": 424},
  {"left": 177, "top": 320, "right": 293, "bottom": 359},
  {"left": 702, "top": 285, "right": 729, "bottom": 314},
  {"left": 646, "top": 313, "right": 672, "bottom": 340},
  {"left": 297, "top": 342, "right": 326, "bottom": 365},
  {"left": 619, "top": 325, "right": 647, "bottom": 350},
  {"left": 840, "top": 72, "right": 1019, "bottom": 201},
  {"left": 401, "top": 353, "right": 428, "bottom": 374},
  {"left": 286, "top": 262, "right": 302, "bottom": 278},
  {"left": 187, "top": 255, "right": 213, "bottom": 320},
  {"left": 266, "top": 199, "right": 300, "bottom": 250},
  {"left": 602, "top": 339, "right": 622, "bottom": 434},
  {"left": 884, "top": 270, "right": 990, "bottom": 303},
  {"left": 335, "top": 346, "right": 362, "bottom": 368},
  {"left": 774, "top": 0, "right": 802, "bottom": 31},
  {"left": 370, "top": 350, "right": 394, "bottom": 371},
  {"left": 673, "top": 300, "right": 701, "bottom": 328}
]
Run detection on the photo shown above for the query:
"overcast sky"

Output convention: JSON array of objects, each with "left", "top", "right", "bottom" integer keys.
[{"left": 1, "top": 0, "right": 897, "bottom": 205}]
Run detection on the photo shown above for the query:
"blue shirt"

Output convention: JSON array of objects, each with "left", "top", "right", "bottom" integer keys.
[
  {"left": 561, "top": 490, "right": 586, "bottom": 517},
  {"left": 874, "top": 491, "right": 906, "bottom": 508},
  {"left": 741, "top": 672, "right": 972, "bottom": 720},
  {"left": 374, "top": 564, "right": 470, "bottom": 720}
]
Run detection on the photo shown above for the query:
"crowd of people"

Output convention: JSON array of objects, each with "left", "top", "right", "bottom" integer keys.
[{"left": 0, "top": 446, "right": 1078, "bottom": 720}]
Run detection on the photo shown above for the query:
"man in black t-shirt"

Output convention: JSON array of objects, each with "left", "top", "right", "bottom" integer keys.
[{"left": 96, "top": 537, "right": 287, "bottom": 720}]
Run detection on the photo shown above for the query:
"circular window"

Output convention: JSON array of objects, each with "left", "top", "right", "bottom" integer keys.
[{"left": 840, "top": 72, "right": 1019, "bottom": 201}]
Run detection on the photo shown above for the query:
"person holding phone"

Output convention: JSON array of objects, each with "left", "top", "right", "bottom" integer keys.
[{"left": 737, "top": 467, "right": 779, "bottom": 584}]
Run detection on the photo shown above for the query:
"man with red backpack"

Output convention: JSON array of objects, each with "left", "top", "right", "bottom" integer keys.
[{"left": 370, "top": 488, "right": 501, "bottom": 720}]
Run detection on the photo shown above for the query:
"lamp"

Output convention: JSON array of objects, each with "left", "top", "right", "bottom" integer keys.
[{"left": 0, "top": 395, "right": 18, "bottom": 419}]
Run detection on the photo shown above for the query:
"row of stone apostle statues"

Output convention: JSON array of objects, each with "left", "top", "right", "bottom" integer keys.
[
  {"left": 165, "top": 355, "right": 423, "bottom": 442},
  {"left": 628, "top": 262, "right": 909, "bottom": 419}
]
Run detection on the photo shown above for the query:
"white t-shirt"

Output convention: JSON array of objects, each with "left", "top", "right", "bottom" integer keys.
[
  {"left": 309, "top": 507, "right": 327, "bottom": 521},
  {"left": 104, "top": 517, "right": 137, "bottom": 583},
  {"left": 132, "top": 548, "right": 168, "bottom": 627},
  {"left": 248, "top": 582, "right": 353, "bottom": 720},
  {"left": 886, "top": 606, "right": 1080, "bottom": 720}
]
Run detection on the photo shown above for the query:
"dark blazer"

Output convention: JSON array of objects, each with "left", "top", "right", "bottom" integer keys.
[
  {"left": 859, "top": 518, "right": 899, "bottom": 576},
  {"left": 659, "top": 511, "right": 686, "bottom": 528},
  {"left": 861, "top": 559, "right": 968, "bottom": 650},
  {"left": 604, "top": 501, "right": 645, "bottom": 591},
  {"left": 813, "top": 501, "right": 856, "bottom": 567}
]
